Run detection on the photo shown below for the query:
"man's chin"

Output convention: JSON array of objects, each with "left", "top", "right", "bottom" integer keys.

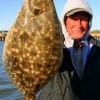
[{"left": 71, "top": 35, "right": 83, "bottom": 40}]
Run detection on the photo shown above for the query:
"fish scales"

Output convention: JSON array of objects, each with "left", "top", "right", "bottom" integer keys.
[{"left": 2, "top": 0, "right": 63, "bottom": 100}]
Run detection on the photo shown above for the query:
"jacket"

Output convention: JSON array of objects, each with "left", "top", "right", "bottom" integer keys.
[{"left": 37, "top": 47, "right": 78, "bottom": 100}]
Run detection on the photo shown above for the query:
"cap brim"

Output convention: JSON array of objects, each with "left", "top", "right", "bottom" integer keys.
[{"left": 66, "top": 8, "right": 90, "bottom": 16}]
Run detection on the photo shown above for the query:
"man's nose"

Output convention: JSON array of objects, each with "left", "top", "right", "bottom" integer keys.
[{"left": 76, "top": 19, "right": 81, "bottom": 24}]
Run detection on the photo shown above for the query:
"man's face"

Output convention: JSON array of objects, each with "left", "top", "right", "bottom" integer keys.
[{"left": 65, "top": 12, "right": 89, "bottom": 39}]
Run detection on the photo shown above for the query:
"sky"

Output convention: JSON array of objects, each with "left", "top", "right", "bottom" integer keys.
[{"left": 0, "top": 0, "right": 99, "bottom": 31}]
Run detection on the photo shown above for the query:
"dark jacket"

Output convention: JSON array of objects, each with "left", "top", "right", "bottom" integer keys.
[
  {"left": 76, "top": 38, "right": 100, "bottom": 100},
  {"left": 37, "top": 36, "right": 100, "bottom": 100}
]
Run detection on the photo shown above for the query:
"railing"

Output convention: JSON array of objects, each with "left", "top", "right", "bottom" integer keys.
[{"left": 0, "top": 36, "right": 6, "bottom": 41}]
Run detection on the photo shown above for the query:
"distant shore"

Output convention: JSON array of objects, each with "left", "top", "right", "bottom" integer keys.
[
  {"left": 0, "top": 30, "right": 7, "bottom": 41},
  {"left": 0, "top": 30, "right": 100, "bottom": 41}
]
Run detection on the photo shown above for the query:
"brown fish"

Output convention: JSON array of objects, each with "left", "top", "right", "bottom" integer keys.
[{"left": 2, "top": 0, "right": 63, "bottom": 100}]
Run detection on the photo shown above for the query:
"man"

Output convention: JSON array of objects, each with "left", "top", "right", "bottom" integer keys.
[{"left": 38, "top": 0, "right": 100, "bottom": 100}]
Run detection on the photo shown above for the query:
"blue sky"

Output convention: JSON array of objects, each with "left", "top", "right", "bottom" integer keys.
[{"left": 0, "top": 0, "right": 99, "bottom": 30}]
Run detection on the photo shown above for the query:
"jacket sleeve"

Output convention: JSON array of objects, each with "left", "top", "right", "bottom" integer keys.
[{"left": 36, "top": 72, "right": 78, "bottom": 100}]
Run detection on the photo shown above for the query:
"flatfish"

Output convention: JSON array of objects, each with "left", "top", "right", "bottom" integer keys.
[{"left": 2, "top": 0, "right": 63, "bottom": 100}]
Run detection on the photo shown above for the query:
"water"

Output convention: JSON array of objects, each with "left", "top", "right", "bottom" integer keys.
[{"left": 0, "top": 42, "right": 23, "bottom": 100}]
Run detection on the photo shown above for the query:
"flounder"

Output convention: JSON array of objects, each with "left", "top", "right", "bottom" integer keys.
[{"left": 2, "top": 0, "right": 63, "bottom": 100}]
